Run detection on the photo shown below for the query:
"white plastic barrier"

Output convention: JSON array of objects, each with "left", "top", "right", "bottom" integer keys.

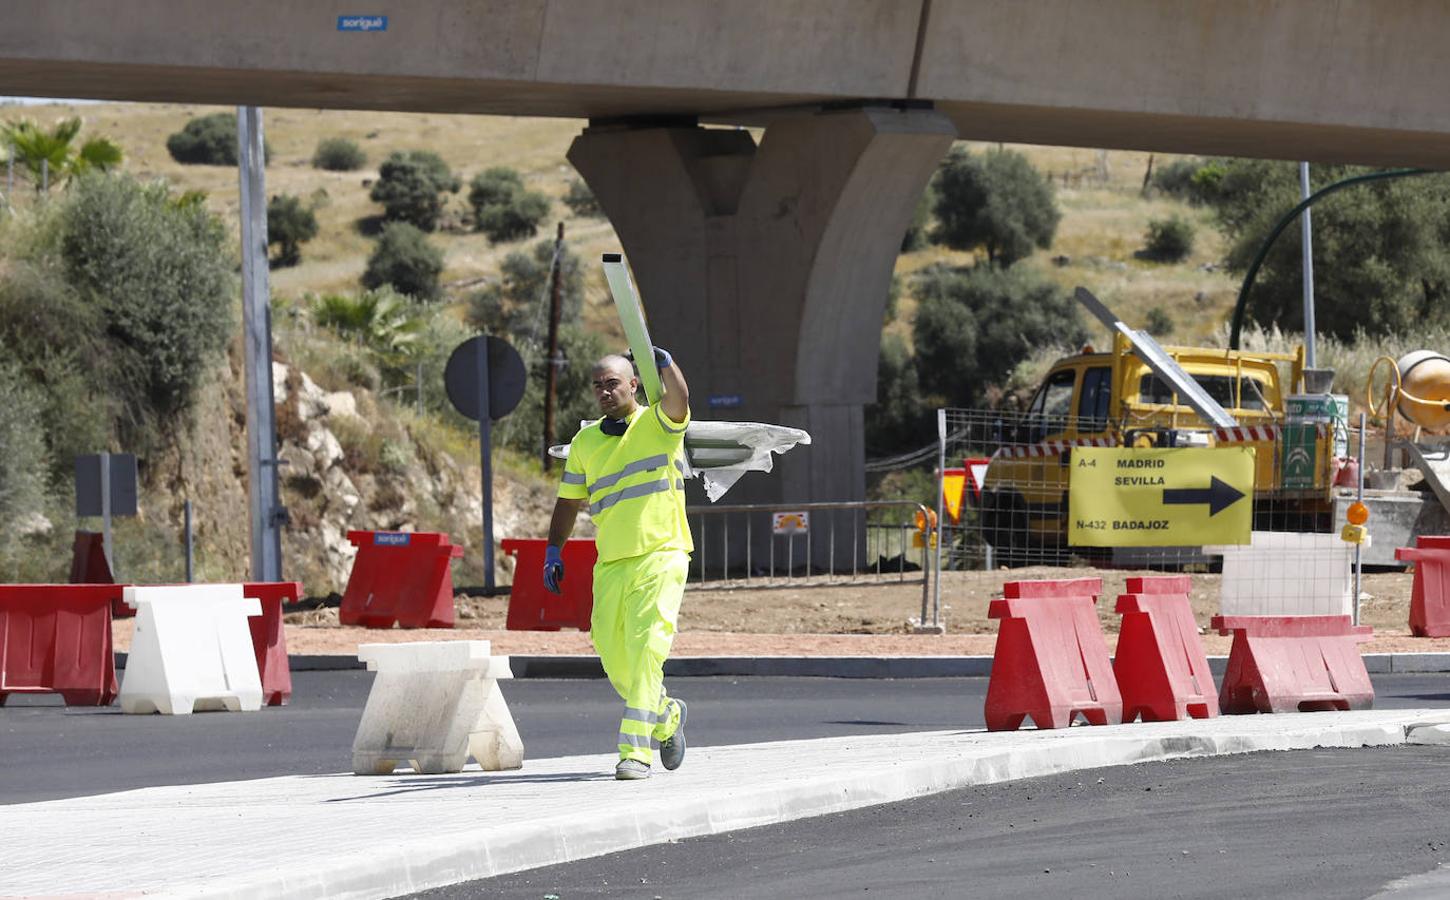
[
  {"left": 352, "top": 641, "right": 524, "bottom": 775},
  {"left": 119, "top": 584, "right": 264, "bottom": 715},
  {"left": 1204, "top": 531, "right": 1353, "bottom": 616}
]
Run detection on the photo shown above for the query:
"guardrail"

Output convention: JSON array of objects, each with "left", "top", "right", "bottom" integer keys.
[{"left": 685, "top": 499, "right": 940, "bottom": 628}]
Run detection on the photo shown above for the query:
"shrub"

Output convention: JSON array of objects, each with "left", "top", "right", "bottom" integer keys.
[
  {"left": 468, "top": 168, "right": 550, "bottom": 243},
  {"left": 312, "top": 137, "right": 367, "bottom": 172},
  {"left": 0, "top": 260, "right": 114, "bottom": 481},
  {"left": 0, "top": 364, "right": 50, "bottom": 526},
  {"left": 369, "top": 151, "right": 461, "bottom": 231},
  {"left": 1145, "top": 306, "right": 1175, "bottom": 337},
  {"left": 362, "top": 221, "right": 445, "bottom": 301},
  {"left": 1143, "top": 216, "right": 1195, "bottom": 262},
  {"left": 562, "top": 178, "right": 604, "bottom": 218},
  {"left": 266, "top": 194, "right": 319, "bottom": 267},
  {"left": 932, "top": 146, "right": 1059, "bottom": 266},
  {"left": 313, "top": 287, "right": 423, "bottom": 384},
  {"left": 165, "top": 112, "right": 268, "bottom": 166},
  {"left": 467, "top": 237, "right": 583, "bottom": 334},
  {"left": 1150, "top": 157, "right": 1207, "bottom": 203},
  {"left": 911, "top": 263, "right": 1085, "bottom": 408},
  {"left": 58, "top": 173, "right": 235, "bottom": 448},
  {"left": 866, "top": 332, "right": 928, "bottom": 454}
]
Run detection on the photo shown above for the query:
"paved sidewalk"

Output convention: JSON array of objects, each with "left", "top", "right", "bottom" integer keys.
[{"left": 4, "top": 710, "right": 1450, "bottom": 899}]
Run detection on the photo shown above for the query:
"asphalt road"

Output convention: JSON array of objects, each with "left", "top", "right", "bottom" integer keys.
[
  {"left": 3, "top": 672, "right": 1450, "bottom": 805},
  {"left": 429, "top": 746, "right": 1450, "bottom": 900}
]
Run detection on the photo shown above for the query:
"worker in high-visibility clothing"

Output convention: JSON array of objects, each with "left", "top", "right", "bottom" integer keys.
[{"left": 543, "top": 348, "right": 692, "bottom": 780}]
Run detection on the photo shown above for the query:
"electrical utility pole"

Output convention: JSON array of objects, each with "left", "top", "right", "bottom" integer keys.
[
  {"left": 237, "top": 107, "right": 285, "bottom": 582},
  {"left": 541, "top": 221, "right": 565, "bottom": 471}
]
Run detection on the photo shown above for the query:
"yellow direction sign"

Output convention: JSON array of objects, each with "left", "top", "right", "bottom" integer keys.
[{"left": 1068, "top": 447, "right": 1255, "bottom": 547}]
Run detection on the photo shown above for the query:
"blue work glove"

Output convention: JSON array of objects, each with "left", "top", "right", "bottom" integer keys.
[
  {"left": 542, "top": 545, "right": 564, "bottom": 594},
  {"left": 652, "top": 346, "right": 673, "bottom": 370}
]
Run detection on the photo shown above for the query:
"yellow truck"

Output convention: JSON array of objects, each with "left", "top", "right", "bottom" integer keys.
[{"left": 979, "top": 330, "right": 1342, "bottom": 555}]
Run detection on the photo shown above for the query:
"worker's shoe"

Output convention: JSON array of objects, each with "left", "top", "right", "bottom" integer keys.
[
  {"left": 658, "top": 698, "right": 688, "bottom": 771},
  {"left": 615, "top": 759, "right": 651, "bottom": 780}
]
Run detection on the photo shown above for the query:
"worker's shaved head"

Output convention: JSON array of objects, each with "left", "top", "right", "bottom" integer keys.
[{"left": 592, "top": 354, "right": 635, "bottom": 379}]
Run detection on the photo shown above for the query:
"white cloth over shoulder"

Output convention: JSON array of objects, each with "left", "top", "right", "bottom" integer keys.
[{"left": 551, "top": 419, "right": 811, "bottom": 502}]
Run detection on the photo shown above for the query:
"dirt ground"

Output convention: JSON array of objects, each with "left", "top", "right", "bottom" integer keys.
[{"left": 109, "top": 568, "right": 1450, "bottom": 657}]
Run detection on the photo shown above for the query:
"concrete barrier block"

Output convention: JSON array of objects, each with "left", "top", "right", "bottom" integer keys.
[
  {"left": 352, "top": 640, "right": 523, "bottom": 775},
  {"left": 1407, "top": 723, "right": 1450, "bottom": 746},
  {"left": 118, "top": 585, "right": 264, "bottom": 715}
]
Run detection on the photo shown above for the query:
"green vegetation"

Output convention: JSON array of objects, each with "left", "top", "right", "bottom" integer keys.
[
  {"left": 0, "top": 117, "right": 122, "bottom": 190},
  {"left": 1187, "top": 159, "right": 1450, "bottom": 339},
  {"left": 362, "top": 221, "right": 445, "bottom": 301},
  {"left": 165, "top": 112, "right": 265, "bottom": 166},
  {"left": 313, "top": 287, "right": 423, "bottom": 381},
  {"left": 1145, "top": 305, "right": 1175, "bottom": 337},
  {"left": 562, "top": 178, "right": 604, "bottom": 219},
  {"left": 267, "top": 193, "right": 319, "bottom": 267},
  {"left": 0, "top": 166, "right": 238, "bottom": 578},
  {"left": 468, "top": 167, "right": 550, "bottom": 243},
  {"left": 369, "top": 150, "right": 461, "bottom": 231},
  {"left": 312, "top": 137, "right": 367, "bottom": 172},
  {"left": 1143, "top": 215, "right": 1194, "bottom": 262},
  {"left": 462, "top": 236, "right": 603, "bottom": 452},
  {"left": 58, "top": 173, "right": 236, "bottom": 447},
  {"left": 0, "top": 364, "right": 49, "bottom": 526},
  {"left": 931, "top": 146, "right": 1060, "bottom": 266},
  {"left": 912, "top": 263, "right": 1084, "bottom": 409},
  {"left": 468, "top": 238, "right": 582, "bottom": 333}
]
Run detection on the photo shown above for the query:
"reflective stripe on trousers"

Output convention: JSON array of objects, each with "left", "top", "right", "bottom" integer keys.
[{"left": 592, "top": 549, "right": 690, "bottom": 764}]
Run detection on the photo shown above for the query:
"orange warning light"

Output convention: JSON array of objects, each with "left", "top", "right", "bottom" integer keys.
[
  {"left": 1347, "top": 501, "right": 1370, "bottom": 525},
  {"left": 914, "top": 508, "right": 938, "bottom": 533}
]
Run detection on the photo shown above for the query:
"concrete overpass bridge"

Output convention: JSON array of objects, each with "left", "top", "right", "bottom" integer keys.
[{"left": 7, "top": 0, "right": 1450, "bottom": 535}]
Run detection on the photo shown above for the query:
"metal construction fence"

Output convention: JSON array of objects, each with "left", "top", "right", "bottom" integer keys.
[
  {"left": 932, "top": 406, "right": 1375, "bottom": 626},
  {"left": 684, "top": 499, "right": 939, "bottom": 624}
]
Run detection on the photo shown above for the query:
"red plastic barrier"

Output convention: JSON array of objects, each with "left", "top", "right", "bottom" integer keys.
[
  {"left": 1113, "top": 575, "right": 1219, "bottom": 722},
  {"left": 0, "top": 584, "right": 121, "bottom": 706},
  {"left": 1213, "top": 615, "right": 1374, "bottom": 713},
  {"left": 242, "top": 582, "right": 302, "bottom": 706},
  {"left": 1395, "top": 535, "right": 1450, "bottom": 637},
  {"left": 985, "top": 577, "right": 1122, "bottom": 730},
  {"left": 68, "top": 531, "right": 128, "bottom": 618},
  {"left": 340, "top": 531, "right": 463, "bottom": 628},
  {"left": 501, "top": 539, "right": 597, "bottom": 631}
]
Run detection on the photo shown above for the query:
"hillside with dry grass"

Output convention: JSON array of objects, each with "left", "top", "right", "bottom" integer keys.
[
  {"left": 0, "top": 101, "right": 1278, "bottom": 595},
  {"left": 7, "top": 101, "right": 1243, "bottom": 351}
]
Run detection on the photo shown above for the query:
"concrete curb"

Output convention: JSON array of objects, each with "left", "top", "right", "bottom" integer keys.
[
  {"left": 111, "top": 652, "right": 1450, "bottom": 677},
  {"left": 8, "top": 710, "right": 1450, "bottom": 899}
]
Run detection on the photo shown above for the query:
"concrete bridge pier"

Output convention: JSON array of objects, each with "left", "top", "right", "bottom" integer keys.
[{"left": 568, "top": 106, "right": 955, "bottom": 571}]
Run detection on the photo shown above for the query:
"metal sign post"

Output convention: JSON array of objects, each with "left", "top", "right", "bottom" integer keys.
[
  {"left": 445, "top": 335, "right": 526, "bottom": 593},
  {"left": 99, "top": 450, "right": 112, "bottom": 569},
  {"left": 75, "top": 452, "right": 138, "bottom": 578},
  {"left": 475, "top": 338, "right": 496, "bottom": 590}
]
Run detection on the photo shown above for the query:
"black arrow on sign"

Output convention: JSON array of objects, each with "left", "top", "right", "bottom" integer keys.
[{"left": 1162, "top": 476, "right": 1245, "bottom": 517}]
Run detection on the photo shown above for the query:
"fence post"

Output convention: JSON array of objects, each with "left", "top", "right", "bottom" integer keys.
[{"left": 933, "top": 408, "right": 947, "bottom": 627}]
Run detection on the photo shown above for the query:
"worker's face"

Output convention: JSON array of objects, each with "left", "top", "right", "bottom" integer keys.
[{"left": 592, "top": 363, "right": 638, "bottom": 417}]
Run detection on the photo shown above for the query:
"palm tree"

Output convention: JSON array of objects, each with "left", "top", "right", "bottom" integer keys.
[
  {"left": 0, "top": 117, "right": 123, "bottom": 191},
  {"left": 312, "top": 288, "right": 424, "bottom": 376}
]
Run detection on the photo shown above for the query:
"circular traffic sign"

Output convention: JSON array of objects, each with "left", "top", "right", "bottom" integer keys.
[{"left": 443, "top": 335, "right": 526, "bottom": 421}]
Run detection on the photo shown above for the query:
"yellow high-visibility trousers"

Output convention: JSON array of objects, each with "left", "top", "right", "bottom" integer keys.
[{"left": 590, "top": 549, "right": 689, "bottom": 764}]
